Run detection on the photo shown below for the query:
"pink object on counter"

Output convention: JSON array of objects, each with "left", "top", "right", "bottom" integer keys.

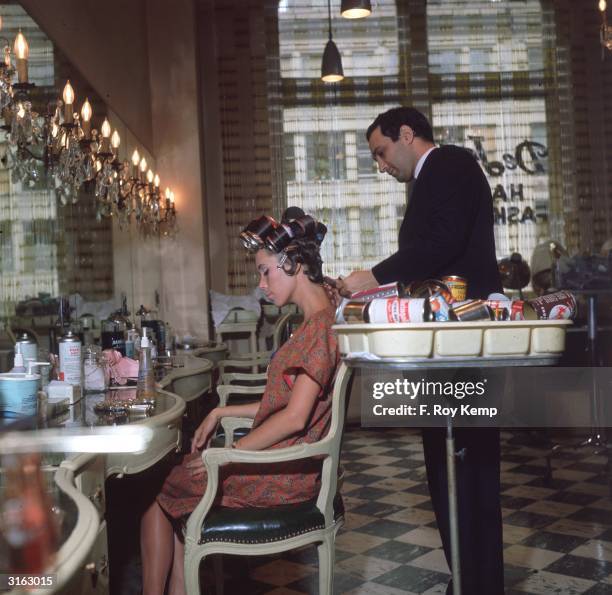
[{"left": 102, "top": 349, "right": 139, "bottom": 385}]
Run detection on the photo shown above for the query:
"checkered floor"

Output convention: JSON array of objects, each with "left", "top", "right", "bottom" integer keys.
[{"left": 212, "top": 427, "right": 612, "bottom": 595}]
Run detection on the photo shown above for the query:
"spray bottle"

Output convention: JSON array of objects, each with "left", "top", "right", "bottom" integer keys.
[{"left": 137, "top": 331, "right": 156, "bottom": 400}]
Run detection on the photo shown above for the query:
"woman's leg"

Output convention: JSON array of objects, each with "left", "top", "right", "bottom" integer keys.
[
  {"left": 141, "top": 500, "right": 175, "bottom": 594},
  {"left": 168, "top": 533, "right": 186, "bottom": 595}
]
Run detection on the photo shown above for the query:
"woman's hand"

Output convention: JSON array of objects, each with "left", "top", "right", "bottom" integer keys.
[{"left": 191, "top": 409, "right": 220, "bottom": 453}]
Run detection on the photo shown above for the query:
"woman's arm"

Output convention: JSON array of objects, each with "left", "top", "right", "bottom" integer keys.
[
  {"left": 191, "top": 401, "right": 260, "bottom": 452},
  {"left": 233, "top": 372, "right": 321, "bottom": 451}
]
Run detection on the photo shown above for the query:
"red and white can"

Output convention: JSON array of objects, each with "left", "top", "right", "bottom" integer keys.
[
  {"left": 528, "top": 290, "right": 577, "bottom": 320},
  {"left": 367, "top": 298, "right": 432, "bottom": 323}
]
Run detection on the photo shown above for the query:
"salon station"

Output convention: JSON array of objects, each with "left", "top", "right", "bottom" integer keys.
[{"left": 1, "top": 1, "right": 612, "bottom": 595}]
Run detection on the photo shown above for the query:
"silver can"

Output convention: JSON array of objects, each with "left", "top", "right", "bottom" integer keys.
[
  {"left": 58, "top": 330, "right": 82, "bottom": 386},
  {"left": 15, "top": 332, "right": 38, "bottom": 363}
]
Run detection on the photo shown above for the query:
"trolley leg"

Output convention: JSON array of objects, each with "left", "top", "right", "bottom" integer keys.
[{"left": 446, "top": 417, "right": 461, "bottom": 595}]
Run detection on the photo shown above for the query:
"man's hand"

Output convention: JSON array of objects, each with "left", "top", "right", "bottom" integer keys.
[{"left": 336, "top": 270, "right": 378, "bottom": 297}]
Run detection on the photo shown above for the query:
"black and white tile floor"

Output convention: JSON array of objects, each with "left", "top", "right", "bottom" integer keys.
[{"left": 216, "top": 427, "right": 612, "bottom": 595}]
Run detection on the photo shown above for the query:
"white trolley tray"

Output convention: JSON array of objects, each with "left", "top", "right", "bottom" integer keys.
[{"left": 333, "top": 319, "right": 572, "bottom": 361}]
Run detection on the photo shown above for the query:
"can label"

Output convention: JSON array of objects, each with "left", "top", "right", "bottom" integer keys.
[
  {"left": 429, "top": 293, "right": 451, "bottom": 322},
  {"left": 59, "top": 340, "right": 82, "bottom": 385},
  {"left": 368, "top": 298, "right": 427, "bottom": 323},
  {"left": 528, "top": 290, "right": 577, "bottom": 320},
  {"left": 442, "top": 276, "right": 468, "bottom": 302},
  {"left": 508, "top": 300, "right": 537, "bottom": 321}
]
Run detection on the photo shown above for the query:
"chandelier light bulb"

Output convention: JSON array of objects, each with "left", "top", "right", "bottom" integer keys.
[
  {"left": 13, "top": 30, "right": 28, "bottom": 83},
  {"left": 146, "top": 169, "right": 154, "bottom": 184},
  {"left": 169, "top": 191, "right": 175, "bottom": 204},
  {"left": 101, "top": 118, "right": 111, "bottom": 139},
  {"left": 131, "top": 149, "right": 140, "bottom": 166},
  {"left": 139, "top": 157, "right": 147, "bottom": 172},
  {"left": 165, "top": 187, "right": 171, "bottom": 199},
  {"left": 62, "top": 80, "right": 75, "bottom": 105},
  {"left": 111, "top": 130, "right": 120, "bottom": 150},
  {"left": 154, "top": 173, "right": 160, "bottom": 188},
  {"left": 600, "top": 0, "right": 607, "bottom": 12},
  {"left": 14, "top": 30, "right": 28, "bottom": 60},
  {"left": 80, "top": 98, "right": 92, "bottom": 122}
]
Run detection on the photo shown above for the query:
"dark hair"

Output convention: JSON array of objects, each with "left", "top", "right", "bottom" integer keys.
[
  {"left": 366, "top": 107, "right": 434, "bottom": 143},
  {"left": 241, "top": 208, "right": 326, "bottom": 284}
]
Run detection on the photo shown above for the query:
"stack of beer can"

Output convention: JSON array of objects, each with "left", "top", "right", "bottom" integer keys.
[{"left": 336, "top": 276, "right": 577, "bottom": 324}]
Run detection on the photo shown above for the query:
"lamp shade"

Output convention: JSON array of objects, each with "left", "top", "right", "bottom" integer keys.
[
  {"left": 321, "top": 38, "right": 344, "bottom": 83},
  {"left": 341, "top": 0, "right": 372, "bottom": 19}
]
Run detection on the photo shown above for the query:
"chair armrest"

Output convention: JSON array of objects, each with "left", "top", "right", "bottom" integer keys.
[
  {"left": 219, "top": 416, "right": 254, "bottom": 447},
  {"left": 217, "top": 384, "right": 265, "bottom": 407}
]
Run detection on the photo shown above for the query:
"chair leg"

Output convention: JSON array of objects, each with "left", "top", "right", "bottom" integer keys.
[{"left": 317, "top": 533, "right": 335, "bottom": 595}]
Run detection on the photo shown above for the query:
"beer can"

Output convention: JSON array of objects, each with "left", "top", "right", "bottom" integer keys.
[
  {"left": 412, "top": 280, "right": 456, "bottom": 304},
  {"left": 337, "top": 300, "right": 370, "bottom": 324},
  {"left": 442, "top": 276, "right": 468, "bottom": 302},
  {"left": 429, "top": 293, "right": 451, "bottom": 322},
  {"left": 58, "top": 330, "right": 82, "bottom": 386},
  {"left": 450, "top": 300, "right": 494, "bottom": 322},
  {"left": 350, "top": 282, "right": 408, "bottom": 302},
  {"left": 15, "top": 332, "right": 38, "bottom": 363},
  {"left": 528, "top": 290, "right": 577, "bottom": 320},
  {"left": 367, "top": 298, "right": 431, "bottom": 323},
  {"left": 509, "top": 300, "right": 537, "bottom": 321}
]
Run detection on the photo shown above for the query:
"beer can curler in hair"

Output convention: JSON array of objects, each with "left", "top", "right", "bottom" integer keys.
[{"left": 337, "top": 300, "right": 370, "bottom": 324}]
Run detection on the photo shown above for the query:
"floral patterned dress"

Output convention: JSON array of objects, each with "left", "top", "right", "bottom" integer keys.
[{"left": 157, "top": 305, "right": 339, "bottom": 519}]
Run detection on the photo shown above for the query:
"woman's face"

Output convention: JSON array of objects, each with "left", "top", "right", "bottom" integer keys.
[{"left": 256, "top": 250, "right": 295, "bottom": 306}]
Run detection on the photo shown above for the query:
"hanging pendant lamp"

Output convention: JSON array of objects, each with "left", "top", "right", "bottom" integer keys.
[
  {"left": 341, "top": 0, "right": 372, "bottom": 19},
  {"left": 321, "top": 0, "right": 344, "bottom": 82}
]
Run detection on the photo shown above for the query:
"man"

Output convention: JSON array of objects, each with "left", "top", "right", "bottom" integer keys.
[{"left": 337, "top": 107, "right": 504, "bottom": 595}]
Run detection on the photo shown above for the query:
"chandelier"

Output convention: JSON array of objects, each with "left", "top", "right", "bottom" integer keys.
[{"left": 0, "top": 25, "right": 178, "bottom": 237}]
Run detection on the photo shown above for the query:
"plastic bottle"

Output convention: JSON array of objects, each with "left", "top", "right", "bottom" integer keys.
[
  {"left": 10, "top": 344, "right": 26, "bottom": 373},
  {"left": 136, "top": 333, "right": 156, "bottom": 399}
]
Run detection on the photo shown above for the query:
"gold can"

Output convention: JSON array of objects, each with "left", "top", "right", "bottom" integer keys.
[{"left": 442, "top": 276, "right": 468, "bottom": 302}]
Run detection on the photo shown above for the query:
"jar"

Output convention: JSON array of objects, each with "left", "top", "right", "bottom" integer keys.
[{"left": 83, "top": 345, "right": 107, "bottom": 392}]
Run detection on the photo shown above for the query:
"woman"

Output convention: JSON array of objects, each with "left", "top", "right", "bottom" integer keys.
[{"left": 140, "top": 211, "right": 338, "bottom": 594}]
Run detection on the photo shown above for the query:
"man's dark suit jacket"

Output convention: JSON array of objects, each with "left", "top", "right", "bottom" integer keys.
[{"left": 372, "top": 145, "right": 502, "bottom": 298}]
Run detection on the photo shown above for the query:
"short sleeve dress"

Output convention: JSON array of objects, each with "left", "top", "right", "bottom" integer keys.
[{"left": 157, "top": 305, "right": 339, "bottom": 519}]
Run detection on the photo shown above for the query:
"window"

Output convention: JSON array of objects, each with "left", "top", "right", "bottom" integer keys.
[
  {"left": 278, "top": 0, "right": 405, "bottom": 277},
  {"left": 305, "top": 132, "right": 346, "bottom": 181},
  {"left": 427, "top": 0, "right": 550, "bottom": 264}
]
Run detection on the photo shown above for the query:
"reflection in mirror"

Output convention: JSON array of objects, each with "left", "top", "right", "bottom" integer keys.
[{"left": 0, "top": 4, "right": 161, "bottom": 361}]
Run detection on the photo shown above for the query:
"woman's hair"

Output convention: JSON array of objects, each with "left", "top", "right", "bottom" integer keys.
[{"left": 240, "top": 207, "right": 326, "bottom": 284}]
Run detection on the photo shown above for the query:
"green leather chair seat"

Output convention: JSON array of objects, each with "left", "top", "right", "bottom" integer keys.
[{"left": 199, "top": 494, "right": 344, "bottom": 545}]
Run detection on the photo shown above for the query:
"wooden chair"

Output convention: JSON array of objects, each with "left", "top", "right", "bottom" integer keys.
[{"left": 184, "top": 361, "right": 351, "bottom": 595}]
